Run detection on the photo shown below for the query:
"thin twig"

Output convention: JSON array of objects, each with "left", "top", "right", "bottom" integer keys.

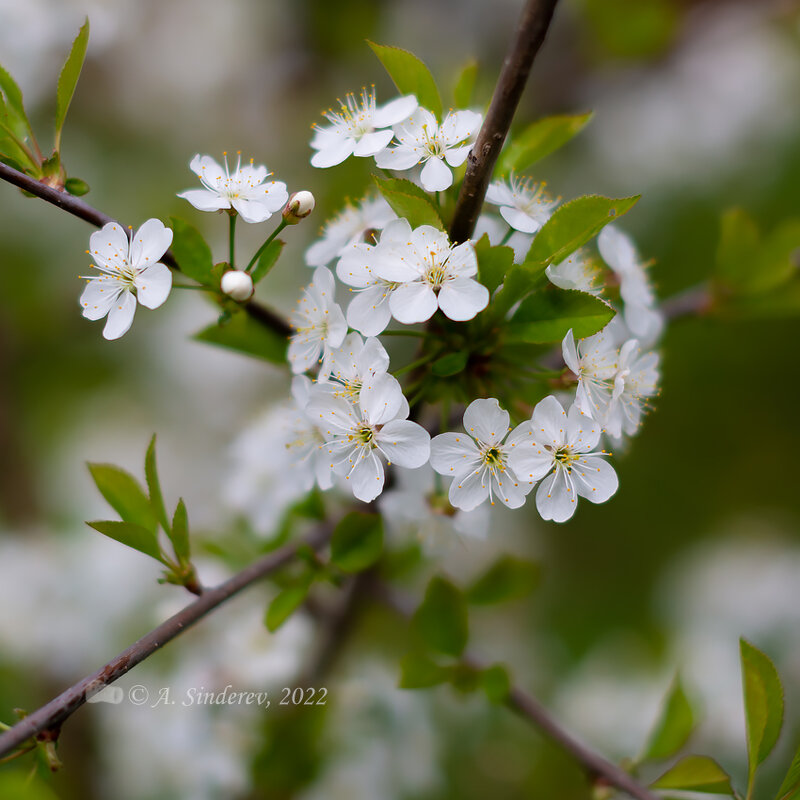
[
  {"left": 0, "top": 161, "right": 291, "bottom": 337},
  {"left": 449, "top": 0, "right": 560, "bottom": 243},
  {"left": 0, "top": 524, "right": 333, "bottom": 759}
]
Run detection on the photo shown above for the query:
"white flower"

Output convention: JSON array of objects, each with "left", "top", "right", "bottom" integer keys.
[
  {"left": 485, "top": 176, "right": 558, "bottom": 233},
  {"left": 606, "top": 339, "right": 660, "bottom": 437},
  {"left": 546, "top": 249, "right": 604, "bottom": 295},
  {"left": 288, "top": 266, "right": 347, "bottom": 374},
  {"left": 375, "top": 108, "right": 483, "bottom": 192},
  {"left": 318, "top": 332, "right": 391, "bottom": 402},
  {"left": 473, "top": 214, "right": 533, "bottom": 264},
  {"left": 306, "top": 195, "right": 396, "bottom": 267},
  {"left": 430, "top": 398, "right": 549, "bottom": 511},
  {"left": 561, "top": 328, "right": 620, "bottom": 426},
  {"left": 220, "top": 270, "right": 254, "bottom": 301},
  {"left": 283, "top": 190, "right": 315, "bottom": 222},
  {"left": 514, "top": 396, "right": 618, "bottom": 523},
  {"left": 80, "top": 219, "right": 173, "bottom": 340},
  {"left": 307, "top": 374, "right": 430, "bottom": 503},
  {"left": 310, "top": 89, "right": 418, "bottom": 168},
  {"left": 178, "top": 153, "right": 289, "bottom": 223}
]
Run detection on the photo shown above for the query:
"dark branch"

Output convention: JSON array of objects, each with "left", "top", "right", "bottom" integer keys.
[
  {"left": 449, "top": 0, "right": 560, "bottom": 243},
  {"left": 0, "top": 524, "right": 332, "bottom": 759},
  {"left": 0, "top": 161, "right": 291, "bottom": 337}
]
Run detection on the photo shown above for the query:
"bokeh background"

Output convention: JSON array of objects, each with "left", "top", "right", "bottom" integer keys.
[{"left": 0, "top": 0, "right": 799, "bottom": 798}]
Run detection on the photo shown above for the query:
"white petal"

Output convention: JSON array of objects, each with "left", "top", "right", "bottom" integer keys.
[
  {"left": 499, "top": 206, "right": 542, "bottom": 234},
  {"left": 430, "top": 432, "right": 480, "bottom": 476},
  {"left": 374, "top": 146, "right": 421, "bottom": 171},
  {"left": 443, "top": 144, "right": 472, "bottom": 167},
  {"left": 566, "top": 404, "right": 602, "bottom": 451},
  {"left": 102, "top": 290, "right": 137, "bottom": 340},
  {"left": 571, "top": 456, "right": 618, "bottom": 503},
  {"left": 129, "top": 218, "right": 173, "bottom": 268},
  {"left": 378, "top": 420, "right": 431, "bottom": 468},
  {"left": 353, "top": 129, "right": 394, "bottom": 157},
  {"left": 463, "top": 398, "right": 509, "bottom": 446},
  {"left": 506, "top": 429, "right": 554, "bottom": 483},
  {"left": 360, "top": 373, "right": 403, "bottom": 425},
  {"left": 492, "top": 468, "right": 530, "bottom": 509},
  {"left": 133, "top": 263, "right": 172, "bottom": 309},
  {"left": 89, "top": 222, "right": 129, "bottom": 269},
  {"left": 530, "top": 395, "right": 568, "bottom": 448},
  {"left": 372, "top": 95, "right": 418, "bottom": 127},
  {"left": 371, "top": 249, "right": 421, "bottom": 283},
  {"left": 448, "top": 467, "right": 489, "bottom": 512},
  {"left": 231, "top": 197, "right": 274, "bottom": 224},
  {"left": 245, "top": 182, "right": 289, "bottom": 213},
  {"left": 536, "top": 468, "right": 578, "bottom": 523},
  {"left": 357, "top": 336, "right": 390, "bottom": 376},
  {"left": 177, "top": 189, "right": 230, "bottom": 213},
  {"left": 346, "top": 452, "right": 385, "bottom": 502},
  {"left": 389, "top": 282, "right": 438, "bottom": 324},
  {"left": 346, "top": 286, "right": 393, "bottom": 336},
  {"left": 437, "top": 276, "right": 489, "bottom": 321},
  {"left": 311, "top": 137, "right": 356, "bottom": 168},
  {"left": 485, "top": 182, "right": 516, "bottom": 207},
  {"left": 307, "top": 393, "right": 359, "bottom": 435},
  {"left": 419, "top": 157, "right": 453, "bottom": 192},
  {"left": 288, "top": 336, "right": 322, "bottom": 373},
  {"left": 561, "top": 329, "right": 580, "bottom": 375},
  {"left": 598, "top": 225, "right": 637, "bottom": 273},
  {"left": 336, "top": 243, "right": 378, "bottom": 288},
  {"left": 79, "top": 279, "right": 121, "bottom": 320}
]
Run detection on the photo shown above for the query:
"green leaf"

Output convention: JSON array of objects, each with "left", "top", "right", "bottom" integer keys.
[
  {"left": 507, "top": 287, "right": 615, "bottom": 343},
  {"left": 170, "top": 217, "right": 215, "bottom": 286},
  {"left": 413, "top": 576, "right": 468, "bottom": 657},
  {"left": 497, "top": 112, "right": 593, "bottom": 175},
  {"left": 741, "top": 638, "right": 784, "bottom": 791},
  {"left": 265, "top": 576, "right": 313, "bottom": 632},
  {"left": 373, "top": 175, "right": 444, "bottom": 229},
  {"left": 145, "top": 435, "right": 170, "bottom": 535},
  {"left": 64, "top": 176, "right": 90, "bottom": 195},
  {"left": 330, "top": 512, "right": 383, "bottom": 573},
  {"left": 55, "top": 19, "right": 90, "bottom": 145},
  {"left": 777, "top": 743, "right": 800, "bottom": 800},
  {"left": 467, "top": 555, "right": 541, "bottom": 605},
  {"left": 715, "top": 208, "right": 760, "bottom": 291},
  {"left": 368, "top": 41, "right": 442, "bottom": 119},
  {"left": 170, "top": 499, "right": 190, "bottom": 564},
  {"left": 481, "top": 664, "right": 511, "bottom": 704},
  {"left": 431, "top": 351, "right": 468, "bottom": 377},
  {"left": 87, "top": 520, "right": 162, "bottom": 562},
  {"left": 87, "top": 463, "right": 157, "bottom": 532},
  {"left": 251, "top": 239, "right": 285, "bottom": 284},
  {"left": 0, "top": 63, "right": 35, "bottom": 147},
  {"left": 642, "top": 675, "right": 695, "bottom": 761},
  {"left": 651, "top": 755, "right": 733, "bottom": 794},
  {"left": 453, "top": 59, "right": 478, "bottom": 108},
  {"left": 398, "top": 652, "right": 452, "bottom": 689},
  {"left": 195, "top": 311, "right": 287, "bottom": 364},
  {"left": 474, "top": 233, "right": 514, "bottom": 294},
  {"left": 491, "top": 261, "right": 548, "bottom": 319},
  {"left": 526, "top": 194, "right": 640, "bottom": 267},
  {"left": 755, "top": 219, "right": 800, "bottom": 293}
]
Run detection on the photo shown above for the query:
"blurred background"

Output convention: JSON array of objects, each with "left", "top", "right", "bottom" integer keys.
[{"left": 0, "top": 0, "right": 799, "bottom": 797}]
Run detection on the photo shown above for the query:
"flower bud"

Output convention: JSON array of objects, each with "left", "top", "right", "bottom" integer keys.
[
  {"left": 282, "top": 190, "right": 315, "bottom": 224},
  {"left": 220, "top": 270, "right": 254, "bottom": 302}
]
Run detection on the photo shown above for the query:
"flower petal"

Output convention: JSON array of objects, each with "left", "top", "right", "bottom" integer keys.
[
  {"left": 346, "top": 287, "right": 393, "bottom": 336},
  {"left": 463, "top": 398, "right": 509, "bottom": 447},
  {"left": 353, "top": 129, "right": 394, "bottom": 157},
  {"left": 536, "top": 468, "right": 578, "bottom": 522},
  {"left": 360, "top": 373, "right": 403, "bottom": 425},
  {"left": 372, "top": 94, "right": 418, "bottom": 127},
  {"left": 89, "top": 222, "right": 129, "bottom": 270},
  {"left": 571, "top": 456, "right": 618, "bottom": 503},
  {"left": 499, "top": 206, "right": 542, "bottom": 234},
  {"left": 311, "top": 137, "right": 356, "bottom": 168},
  {"left": 129, "top": 218, "right": 173, "bottom": 268},
  {"left": 437, "top": 276, "right": 489, "bottom": 321},
  {"left": 419, "top": 157, "right": 453, "bottom": 192},
  {"left": 134, "top": 263, "right": 172, "bottom": 309},
  {"left": 80, "top": 279, "right": 121, "bottom": 320},
  {"left": 389, "top": 282, "right": 438, "bottom": 324},
  {"left": 378, "top": 420, "right": 431, "bottom": 468},
  {"left": 530, "top": 395, "right": 568, "bottom": 448},
  {"left": 177, "top": 189, "right": 230, "bottom": 213},
  {"left": 430, "top": 432, "right": 480, "bottom": 476},
  {"left": 374, "top": 146, "right": 421, "bottom": 171},
  {"left": 231, "top": 197, "right": 275, "bottom": 224},
  {"left": 448, "top": 466, "right": 489, "bottom": 512},
  {"left": 102, "top": 289, "right": 137, "bottom": 340},
  {"left": 347, "top": 451, "right": 385, "bottom": 502}
]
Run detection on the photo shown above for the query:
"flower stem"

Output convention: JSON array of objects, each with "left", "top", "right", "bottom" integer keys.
[
  {"left": 172, "top": 283, "right": 216, "bottom": 292},
  {"left": 500, "top": 228, "right": 515, "bottom": 245},
  {"left": 380, "top": 329, "right": 427, "bottom": 338},
  {"left": 393, "top": 352, "right": 436, "bottom": 377},
  {"left": 229, "top": 213, "right": 237, "bottom": 268},
  {"left": 246, "top": 219, "right": 288, "bottom": 273}
]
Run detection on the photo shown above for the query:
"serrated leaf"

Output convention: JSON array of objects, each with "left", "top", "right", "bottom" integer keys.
[
  {"left": 265, "top": 576, "right": 313, "bottom": 632},
  {"left": 506, "top": 287, "right": 615, "bottom": 343},
  {"left": 491, "top": 261, "right": 549, "bottom": 319},
  {"left": 642, "top": 675, "right": 695, "bottom": 761},
  {"left": 0, "top": 63, "right": 34, "bottom": 145},
  {"left": 64, "top": 176, "right": 90, "bottom": 195},
  {"left": 497, "top": 112, "right": 593, "bottom": 175},
  {"left": 55, "top": 19, "right": 90, "bottom": 145},
  {"left": 431, "top": 351, "right": 468, "bottom": 377},
  {"left": 474, "top": 233, "right": 513, "bottom": 294},
  {"left": 453, "top": 59, "right": 478, "bottom": 108},
  {"left": 87, "top": 520, "right": 162, "bottom": 562},
  {"left": 778, "top": 744, "right": 800, "bottom": 800},
  {"left": 373, "top": 175, "right": 444, "bottom": 229},
  {"left": 330, "top": 512, "right": 383, "bottom": 573},
  {"left": 170, "top": 217, "right": 215, "bottom": 286},
  {"left": 251, "top": 239, "right": 285, "bottom": 284},
  {"left": 741, "top": 638, "right": 784, "bottom": 791},
  {"left": 144, "top": 435, "right": 170, "bottom": 534},
  {"left": 87, "top": 463, "right": 157, "bottom": 532},
  {"left": 413, "top": 576, "right": 468, "bottom": 657},
  {"left": 170, "top": 499, "right": 190, "bottom": 564},
  {"left": 467, "top": 555, "right": 541, "bottom": 605},
  {"left": 526, "top": 194, "right": 640, "bottom": 267},
  {"left": 651, "top": 755, "right": 733, "bottom": 794},
  {"left": 398, "top": 652, "right": 452, "bottom": 689},
  {"left": 195, "top": 310, "right": 287, "bottom": 364},
  {"left": 368, "top": 41, "right": 442, "bottom": 119}
]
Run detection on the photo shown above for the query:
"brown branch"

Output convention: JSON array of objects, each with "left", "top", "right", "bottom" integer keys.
[
  {"left": 375, "top": 584, "right": 660, "bottom": 800},
  {"left": 449, "top": 0, "right": 560, "bottom": 243},
  {"left": 0, "top": 524, "right": 333, "bottom": 759},
  {"left": 0, "top": 161, "right": 291, "bottom": 337}
]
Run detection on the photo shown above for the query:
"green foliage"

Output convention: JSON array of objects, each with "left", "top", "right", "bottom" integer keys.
[
  {"left": 777, "top": 745, "right": 800, "bottom": 800},
  {"left": 497, "top": 112, "right": 593, "bottom": 175},
  {"left": 651, "top": 755, "right": 733, "bottom": 794},
  {"left": 170, "top": 217, "right": 216, "bottom": 286},
  {"left": 413, "top": 576, "right": 468, "bottom": 657},
  {"left": 0, "top": 771, "right": 60, "bottom": 800},
  {"left": 145, "top": 435, "right": 171, "bottom": 535},
  {"left": 373, "top": 175, "right": 444, "bottom": 229},
  {"left": 0, "top": 64, "right": 39, "bottom": 175},
  {"left": 480, "top": 663, "right": 511, "bottom": 704},
  {"left": 431, "top": 351, "right": 468, "bottom": 377},
  {"left": 368, "top": 41, "right": 442, "bottom": 119},
  {"left": 265, "top": 575, "right": 314, "bottom": 632},
  {"left": 251, "top": 239, "right": 285, "bottom": 283},
  {"left": 330, "top": 512, "right": 383, "bottom": 573},
  {"left": 398, "top": 652, "right": 452, "bottom": 689},
  {"left": 195, "top": 310, "right": 288, "bottom": 364},
  {"left": 641, "top": 675, "right": 695, "bottom": 761},
  {"left": 64, "top": 176, "right": 90, "bottom": 196},
  {"left": 55, "top": 19, "right": 90, "bottom": 149},
  {"left": 467, "top": 555, "right": 541, "bottom": 605},
  {"left": 474, "top": 233, "right": 514, "bottom": 294},
  {"left": 87, "top": 463, "right": 157, "bottom": 532},
  {"left": 741, "top": 639, "right": 784, "bottom": 792},
  {"left": 453, "top": 59, "right": 478, "bottom": 108},
  {"left": 86, "top": 520, "right": 162, "bottom": 562},
  {"left": 582, "top": 0, "right": 678, "bottom": 60},
  {"left": 170, "top": 499, "right": 190, "bottom": 564}
]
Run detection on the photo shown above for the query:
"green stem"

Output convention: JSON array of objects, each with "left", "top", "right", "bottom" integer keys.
[
  {"left": 246, "top": 219, "right": 288, "bottom": 273},
  {"left": 380, "top": 329, "right": 427, "bottom": 338},
  {"left": 393, "top": 352, "right": 436, "bottom": 377},
  {"left": 229, "top": 213, "right": 237, "bottom": 268},
  {"left": 500, "top": 227, "right": 515, "bottom": 245},
  {"left": 0, "top": 745, "right": 35, "bottom": 765},
  {"left": 172, "top": 283, "right": 216, "bottom": 292}
]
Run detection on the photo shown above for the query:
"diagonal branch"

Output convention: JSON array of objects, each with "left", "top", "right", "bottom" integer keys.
[
  {"left": 449, "top": 0, "right": 560, "bottom": 243},
  {"left": 0, "top": 161, "right": 291, "bottom": 337}
]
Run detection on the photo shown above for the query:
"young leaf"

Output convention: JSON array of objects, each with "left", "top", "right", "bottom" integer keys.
[
  {"left": 481, "top": 664, "right": 511, "bottom": 704},
  {"left": 491, "top": 261, "right": 549, "bottom": 319},
  {"left": 497, "top": 112, "right": 593, "bottom": 175},
  {"left": 87, "top": 520, "right": 162, "bottom": 562},
  {"left": 64, "top": 177, "right": 90, "bottom": 196},
  {"left": 87, "top": 463, "right": 157, "bottom": 532},
  {"left": 715, "top": 208, "right": 760, "bottom": 291},
  {"left": 330, "top": 512, "right": 384, "bottom": 573},
  {"left": 526, "top": 194, "right": 640, "bottom": 267},
  {"left": 170, "top": 499, "right": 190, "bottom": 564},
  {"left": 741, "top": 638, "right": 784, "bottom": 791},
  {"left": 431, "top": 351, "right": 468, "bottom": 377},
  {"left": 751, "top": 219, "right": 800, "bottom": 294},
  {"left": 251, "top": 239, "right": 285, "bottom": 284},
  {"left": 398, "top": 652, "right": 452, "bottom": 689},
  {"left": 170, "top": 217, "right": 215, "bottom": 286},
  {"left": 453, "top": 59, "right": 478, "bottom": 108},
  {"left": 195, "top": 311, "right": 288, "bottom": 364},
  {"left": 413, "top": 576, "right": 468, "bottom": 657},
  {"left": 265, "top": 576, "right": 313, "bottom": 632},
  {"left": 368, "top": 42, "right": 442, "bottom": 119},
  {"left": 145, "top": 435, "right": 170, "bottom": 535},
  {"left": 651, "top": 755, "right": 733, "bottom": 794},
  {"left": 55, "top": 19, "right": 90, "bottom": 147},
  {"left": 474, "top": 233, "right": 514, "bottom": 294},
  {"left": 0, "top": 64, "right": 27, "bottom": 129},
  {"left": 777, "top": 744, "right": 800, "bottom": 800},
  {"left": 506, "top": 287, "right": 615, "bottom": 343},
  {"left": 373, "top": 175, "right": 444, "bottom": 230},
  {"left": 641, "top": 675, "right": 695, "bottom": 761},
  {"left": 467, "top": 555, "right": 541, "bottom": 605}
]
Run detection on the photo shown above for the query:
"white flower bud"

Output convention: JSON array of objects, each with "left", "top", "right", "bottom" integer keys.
[
  {"left": 220, "top": 270, "right": 254, "bottom": 302},
  {"left": 283, "top": 190, "right": 315, "bottom": 224}
]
